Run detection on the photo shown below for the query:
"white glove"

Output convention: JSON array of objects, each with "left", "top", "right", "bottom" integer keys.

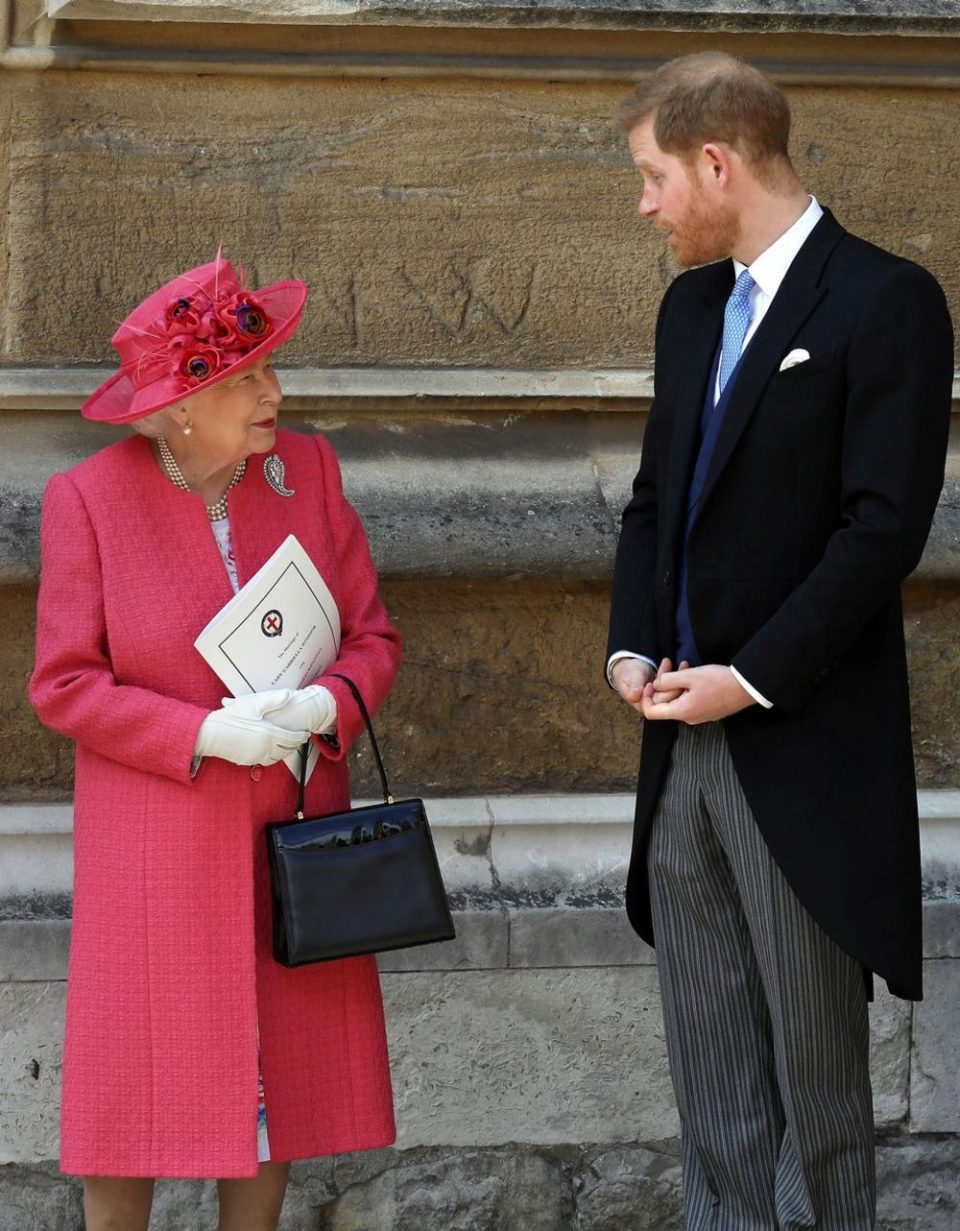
[
  {"left": 195, "top": 708, "right": 310, "bottom": 767},
  {"left": 223, "top": 684, "right": 337, "bottom": 736},
  {"left": 214, "top": 689, "right": 295, "bottom": 722}
]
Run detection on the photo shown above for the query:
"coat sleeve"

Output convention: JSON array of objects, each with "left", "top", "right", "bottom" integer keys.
[
  {"left": 731, "top": 263, "right": 954, "bottom": 713},
  {"left": 29, "top": 472, "right": 209, "bottom": 783},
  {"left": 309, "top": 437, "right": 403, "bottom": 761},
  {"left": 605, "top": 280, "right": 677, "bottom": 672}
]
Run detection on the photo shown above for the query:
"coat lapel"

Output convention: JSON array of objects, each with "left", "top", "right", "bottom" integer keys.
[
  {"left": 692, "top": 210, "right": 846, "bottom": 524},
  {"left": 662, "top": 263, "right": 729, "bottom": 553}
]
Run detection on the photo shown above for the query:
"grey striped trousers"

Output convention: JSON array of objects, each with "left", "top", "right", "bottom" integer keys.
[{"left": 647, "top": 722, "right": 875, "bottom": 1230}]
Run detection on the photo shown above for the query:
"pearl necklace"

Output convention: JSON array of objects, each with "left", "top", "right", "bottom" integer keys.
[{"left": 157, "top": 436, "right": 246, "bottom": 522}]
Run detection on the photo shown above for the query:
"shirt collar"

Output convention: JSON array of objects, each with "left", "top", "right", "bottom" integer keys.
[{"left": 733, "top": 196, "right": 824, "bottom": 301}]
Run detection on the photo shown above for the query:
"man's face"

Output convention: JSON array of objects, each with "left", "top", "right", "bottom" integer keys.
[{"left": 628, "top": 119, "right": 740, "bottom": 267}]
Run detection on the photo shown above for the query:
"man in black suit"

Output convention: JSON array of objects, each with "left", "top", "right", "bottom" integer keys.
[{"left": 607, "top": 53, "right": 953, "bottom": 1229}]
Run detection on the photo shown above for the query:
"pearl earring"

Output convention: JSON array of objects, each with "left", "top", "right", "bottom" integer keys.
[{"left": 182, "top": 419, "right": 193, "bottom": 436}]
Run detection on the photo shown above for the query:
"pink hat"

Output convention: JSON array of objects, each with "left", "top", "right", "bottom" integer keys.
[{"left": 82, "top": 254, "right": 308, "bottom": 424}]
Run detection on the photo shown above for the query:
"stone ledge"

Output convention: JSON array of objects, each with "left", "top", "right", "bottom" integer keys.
[
  {"left": 42, "top": 0, "right": 960, "bottom": 37},
  {"left": 0, "top": 366, "right": 655, "bottom": 410},
  {"left": 3, "top": 365, "right": 959, "bottom": 410},
  {"left": 2, "top": 899, "right": 956, "bottom": 982},
  {"left": 3, "top": 408, "right": 960, "bottom": 584},
  {"left": 2, "top": 793, "right": 959, "bottom": 912}
]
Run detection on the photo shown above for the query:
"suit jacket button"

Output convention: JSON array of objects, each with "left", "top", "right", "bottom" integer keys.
[
  {"left": 662, "top": 569, "right": 673, "bottom": 587},
  {"left": 250, "top": 766, "right": 263, "bottom": 782}
]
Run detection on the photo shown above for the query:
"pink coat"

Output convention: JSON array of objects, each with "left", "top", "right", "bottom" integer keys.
[{"left": 30, "top": 429, "right": 402, "bottom": 1178}]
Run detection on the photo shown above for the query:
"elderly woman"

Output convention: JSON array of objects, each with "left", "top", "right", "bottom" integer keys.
[{"left": 29, "top": 255, "right": 402, "bottom": 1231}]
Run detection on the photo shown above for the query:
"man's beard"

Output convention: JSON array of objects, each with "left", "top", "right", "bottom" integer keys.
[{"left": 667, "top": 189, "right": 741, "bottom": 268}]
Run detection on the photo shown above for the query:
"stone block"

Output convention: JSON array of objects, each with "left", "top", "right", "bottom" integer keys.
[
  {"left": 905, "top": 583, "right": 960, "bottom": 788},
  {"left": 0, "top": 921, "right": 70, "bottom": 983},
  {"left": 909, "top": 956, "right": 960, "bottom": 1131},
  {"left": 508, "top": 906, "right": 653, "bottom": 968},
  {"left": 574, "top": 1145, "right": 683, "bottom": 1231},
  {"left": 320, "top": 1148, "right": 571, "bottom": 1231},
  {"left": 2, "top": 70, "right": 958, "bottom": 373},
  {"left": 9, "top": 579, "right": 960, "bottom": 800},
  {"left": 0, "top": 1163, "right": 82, "bottom": 1231},
  {"left": 0, "top": 983, "right": 64, "bottom": 1165},
  {"left": 38, "top": 0, "right": 960, "bottom": 35},
  {"left": 922, "top": 897, "right": 960, "bottom": 957},
  {"left": 877, "top": 1137, "right": 960, "bottom": 1231},
  {"left": 377, "top": 910, "right": 507, "bottom": 973},
  {"left": 383, "top": 966, "right": 677, "bottom": 1147},
  {"left": 868, "top": 987, "right": 912, "bottom": 1127}
]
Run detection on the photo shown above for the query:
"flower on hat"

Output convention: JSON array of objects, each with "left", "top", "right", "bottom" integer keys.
[
  {"left": 164, "top": 297, "right": 203, "bottom": 335},
  {"left": 176, "top": 344, "right": 223, "bottom": 387},
  {"left": 137, "top": 285, "right": 276, "bottom": 393},
  {"left": 217, "top": 292, "right": 273, "bottom": 343}
]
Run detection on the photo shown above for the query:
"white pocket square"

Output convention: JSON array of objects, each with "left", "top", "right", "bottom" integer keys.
[{"left": 779, "top": 348, "right": 810, "bottom": 372}]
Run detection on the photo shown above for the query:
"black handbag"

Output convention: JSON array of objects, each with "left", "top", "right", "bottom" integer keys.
[{"left": 265, "top": 673, "right": 456, "bottom": 968}]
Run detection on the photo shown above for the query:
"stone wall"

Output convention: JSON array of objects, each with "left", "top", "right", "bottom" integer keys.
[{"left": 1, "top": 2, "right": 959, "bottom": 1227}]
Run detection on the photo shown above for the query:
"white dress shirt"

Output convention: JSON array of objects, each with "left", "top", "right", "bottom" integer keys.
[{"left": 608, "top": 197, "right": 824, "bottom": 707}]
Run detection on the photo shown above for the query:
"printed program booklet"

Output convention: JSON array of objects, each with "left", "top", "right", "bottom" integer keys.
[{"left": 194, "top": 534, "right": 341, "bottom": 781}]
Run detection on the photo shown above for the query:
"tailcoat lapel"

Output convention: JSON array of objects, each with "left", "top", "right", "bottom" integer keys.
[
  {"left": 693, "top": 210, "right": 846, "bottom": 523},
  {"left": 662, "top": 264, "right": 729, "bottom": 555}
]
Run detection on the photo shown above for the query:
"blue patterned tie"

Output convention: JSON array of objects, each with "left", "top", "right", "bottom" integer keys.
[{"left": 718, "top": 270, "right": 756, "bottom": 397}]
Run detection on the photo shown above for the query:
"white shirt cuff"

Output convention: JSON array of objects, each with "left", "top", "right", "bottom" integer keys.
[
  {"left": 607, "top": 651, "right": 658, "bottom": 690},
  {"left": 730, "top": 665, "right": 773, "bottom": 709}
]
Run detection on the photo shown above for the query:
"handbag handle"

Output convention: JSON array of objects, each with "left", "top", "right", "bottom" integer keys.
[{"left": 296, "top": 673, "right": 394, "bottom": 816}]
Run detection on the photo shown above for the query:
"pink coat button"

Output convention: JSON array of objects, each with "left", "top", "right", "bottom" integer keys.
[{"left": 250, "top": 766, "right": 262, "bottom": 782}]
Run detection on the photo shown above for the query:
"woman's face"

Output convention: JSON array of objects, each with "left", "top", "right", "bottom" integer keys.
[{"left": 177, "top": 355, "right": 282, "bottom": 467}]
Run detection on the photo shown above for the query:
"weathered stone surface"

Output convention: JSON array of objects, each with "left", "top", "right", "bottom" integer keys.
[
  {"left": 922, "top": 897, "right": 960, "bottom": 957},
  {"left": 3, "top": 1137, "right": 960, "bottom": 1230},
  {"left": 508, "top": 906, "right": 653, "bottom": 967},
  {"left": 7, "top": 578, "right": 960, "bottom": 799},
  {"left": 0, "top": 921, "right": 69, "bottom": 982},
  {"left": 0, "top": 1163, "right": 81, "bottom": 1231},
  {"left": 382, "top": 966, "right": 677, "bottom": 1146},
  {"left": 320, "top": 1148, "right": 571, "bottom": 1231},
  {"left": 2, "top": 72, "right": 958, "bottom": 369},
  {"left": 378, "top": 910, "right": 508, "bottom": 972},
  {"left": 574, "top": 1145, "right": 683, "bottom": 1231},
  {"left": 905, "top": 583, "right": 960, "bottom": 789},
  {"left": 43, "top": 0, "right": 960, "bottom": 35},
  {"left": 5, "top": 411, "right": 960, "bottom": 590},
  {"left": 0, "top": 983, "right": 63, "bottom": 1164},
  {"left": 869, "top": 987, "right": 912, "bottom": 1127},
  {"left": 876, "top": 1137, "right": 960, "bottom": 1231},
  {"left": 909, "top": 957, "right": 960, "bottom": 1132}
]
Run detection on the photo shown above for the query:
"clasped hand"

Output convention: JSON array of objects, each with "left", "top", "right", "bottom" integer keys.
[
  {"left": 194, "top": 685, "right": 338, "bottom": 768},
  {"left": 613, "top": 658, "right": 755, "bottom": 725}
]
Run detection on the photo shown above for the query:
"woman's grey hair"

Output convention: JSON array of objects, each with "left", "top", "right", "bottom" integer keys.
[{"left": 130, "top": 406, "right": 182, "bottom": 439}]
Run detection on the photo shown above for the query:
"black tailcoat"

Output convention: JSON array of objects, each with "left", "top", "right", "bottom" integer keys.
[{"left": 608, "top": 210, "right": 954, "bottom": 999}]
